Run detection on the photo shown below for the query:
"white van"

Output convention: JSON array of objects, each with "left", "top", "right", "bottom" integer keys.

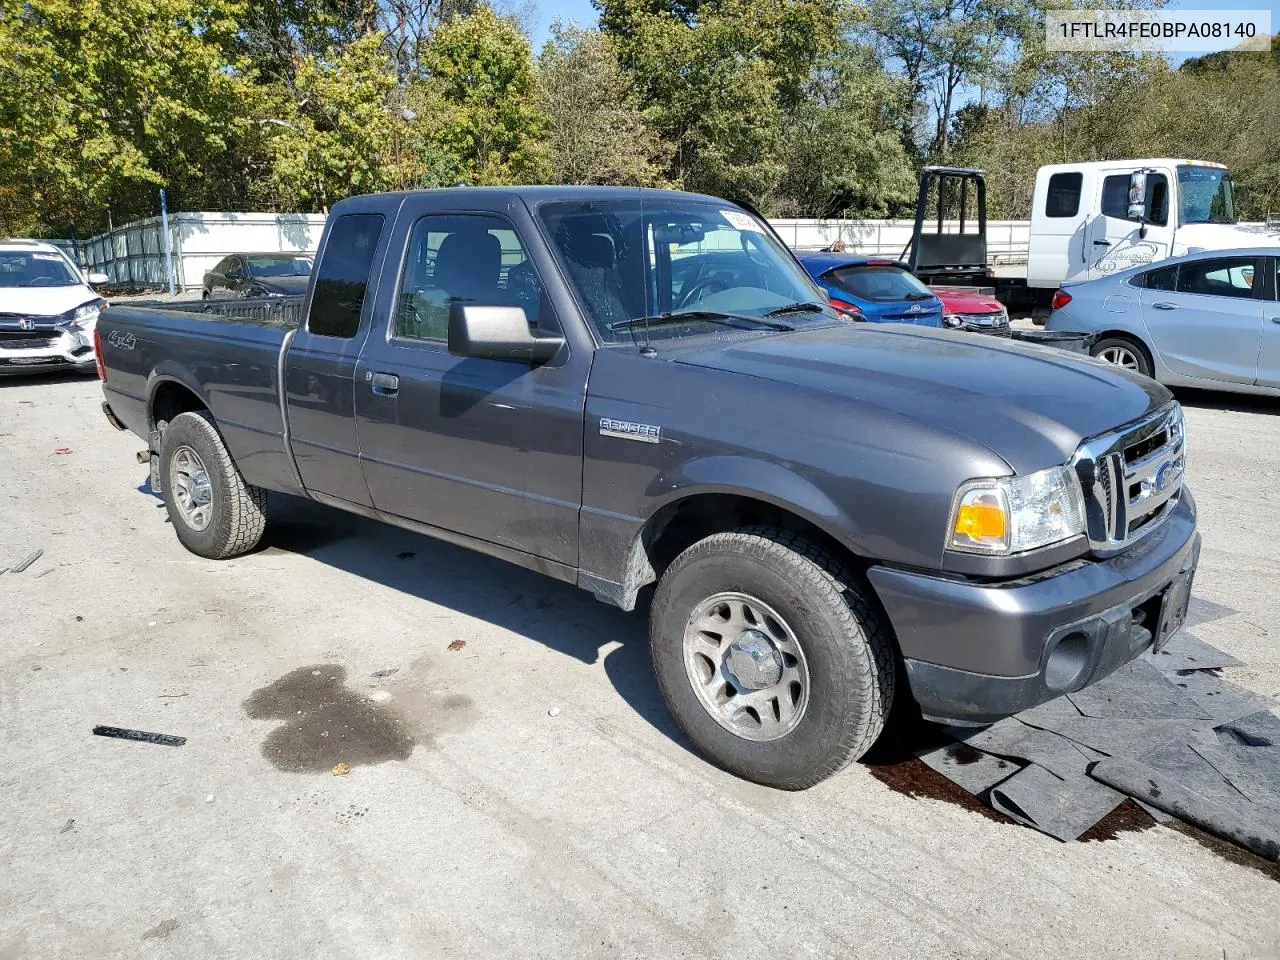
[{"left": 1025, "top": 159, "right": 1280, "bottom": 289}]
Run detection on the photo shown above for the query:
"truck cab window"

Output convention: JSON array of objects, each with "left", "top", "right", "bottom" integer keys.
[
  {"left": 1101, "top": 174, "right": 1168, "bottom": 226},
  {"left": 1045, "top": 173, "right": 1082, "bottom": 218},
  {"left": 307, "top": 213, "right": 385, "bottom": 339},
  {"left": 395, "top": 214, "right": 542, "bottom": 342}
]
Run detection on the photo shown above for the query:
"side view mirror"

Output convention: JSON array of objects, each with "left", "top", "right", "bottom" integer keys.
[
  {"left": 1127, "top": 171, "right": 1147, "bottom": 222},
  {"left": 448, "top": 304, "right": 564, "bottom": 363},
  {"left": 87, "top": 271, "right": 109, "bottom": 286}
]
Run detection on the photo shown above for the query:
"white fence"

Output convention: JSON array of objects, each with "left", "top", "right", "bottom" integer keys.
[
  {"left": 770, "top": 218, "right": 1031, "bottom": 265},
  {"left": 58, "top": 212, "right": 1034, "bottom": 290},
  {"left": 70, "top": 212, "right": 328, "bottom": 291}
]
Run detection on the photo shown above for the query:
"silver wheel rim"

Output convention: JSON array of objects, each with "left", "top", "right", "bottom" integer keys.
[
  {"left": 1098, "top": 345, "right": 1140, "bottom": 370},
  {"left": 169, "top": 446, "right": 213, "bottom": 532},
  {"left": 682, "top": 591, "right": 811, "bottom": 742}
]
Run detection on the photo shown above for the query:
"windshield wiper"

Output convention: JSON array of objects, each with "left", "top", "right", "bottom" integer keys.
[
  {"left": 607, "top": 309, "right": 793, "bottom": 333},
  {"left": 904, "top": 292, "right": 934, "bottom": 301},
  {"left": 762, "top": 301, "right": 827, "bottom": 319}
]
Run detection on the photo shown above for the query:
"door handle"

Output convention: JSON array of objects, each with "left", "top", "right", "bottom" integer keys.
[
  {"left": 370, "top": 372, "right": 399, "bottom": 396},
  {"left": 1152, "top": 302, "right": 1179, "bottom": 310},
  {"left": 1093, "top": 240, "right": 1111, "bottom": 246},
  {"left": 1270, "top": 316, "right": 1280, "bottom": 324}
]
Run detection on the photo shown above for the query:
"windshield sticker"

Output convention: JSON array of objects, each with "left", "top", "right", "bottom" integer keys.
[
  {"left": 721, "top": 210, "right": 764, "bottom": 233},
  {"left": 32, "top": 253, "right": 64, "bottom": 261}
]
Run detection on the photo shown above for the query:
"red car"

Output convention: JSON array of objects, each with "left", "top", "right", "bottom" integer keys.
[{"left": 930, "top": 286, "right": 1011, "bottom": 336}]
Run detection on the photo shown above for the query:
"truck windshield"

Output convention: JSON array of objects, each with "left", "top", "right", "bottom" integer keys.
[
  {"left": 1178, "top": 166, "right": 1238, "bottom": 225},
  {"left": 537, "top": 198, "right": 837, "bottom": 343},
  {"left": 0, "top": 251, "right": 81, "bottom": 287}
]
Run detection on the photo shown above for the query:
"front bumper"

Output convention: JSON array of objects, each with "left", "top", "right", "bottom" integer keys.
[
  {"left": 0, "top": 329, "right": 96, "bottom": 376},
  {"left": 868, "top": 490, "right": 1200, "bottom": 725}
]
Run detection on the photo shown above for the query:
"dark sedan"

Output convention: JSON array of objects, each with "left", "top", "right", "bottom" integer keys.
[{"left": 202, "top": 253, "right": 313, "bottom": 300}]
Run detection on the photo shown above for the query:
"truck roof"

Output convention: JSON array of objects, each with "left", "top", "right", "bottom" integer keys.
[
  {"left": 1038, "top": 159, "right": 1227, "bottom": 173},
  {"left": 340, "top": 185, "right": 743, "bottom": 207}
]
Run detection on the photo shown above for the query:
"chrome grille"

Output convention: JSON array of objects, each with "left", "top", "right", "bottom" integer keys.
[{"left": 1072, "top": 404, "right": 1185, "bottom": 552}]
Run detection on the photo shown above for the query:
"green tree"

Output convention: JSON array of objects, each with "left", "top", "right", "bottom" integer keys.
[
  {"left": 860, "top": 0, "right": 1034, "bottom": 160},
  {"left": 416, "top": 6, "right": 550, "bottom": 184},
  {"left": 537, "top": 24, "right": 671, "bottom": 186},
  {"left": 259, "top": 32, "right": 416, "bottom": 209},
  {"left": 598, "top": 0, "right": 842, "bottom": 204},
  {"left": 768, "top": 41, "right": 917, "bottom": 217},
  {"left": 0, "top": 0, "right": 249, "bottom": 234}
]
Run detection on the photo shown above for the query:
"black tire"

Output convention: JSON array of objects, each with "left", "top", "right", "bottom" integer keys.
[
  {"left": 650, "top": 526, "right": 895, "bottom": 790},
  {"left": 1091, "top": 335, "right": 1153, "bottom": 378},
  {"left": 158, "top": 410, "right": 267, "bottom": 559}
]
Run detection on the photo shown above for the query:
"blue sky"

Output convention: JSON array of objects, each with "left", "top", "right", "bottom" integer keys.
[
  {"left": 526, "top": 0, "right": 1280, "bottom": 59},
  {"left": 526, "top": 0, "right": 599, "bottom": 46}
]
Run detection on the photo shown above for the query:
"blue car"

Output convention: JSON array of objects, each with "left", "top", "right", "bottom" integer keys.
[{"left": 797, "top": 254, "right": 944, "bottom": 326}]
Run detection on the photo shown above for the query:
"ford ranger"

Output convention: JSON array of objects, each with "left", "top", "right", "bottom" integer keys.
[{"left": 97, "top": 187, "right": 1200, "bottom": 789}]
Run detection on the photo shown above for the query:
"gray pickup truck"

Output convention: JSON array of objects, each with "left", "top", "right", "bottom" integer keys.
[{"left": 98, "top": 187, "right": 1199, "bottom": 789}]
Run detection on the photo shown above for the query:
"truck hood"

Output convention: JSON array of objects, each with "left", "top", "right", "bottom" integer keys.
[
  {"left": 672, "top": 325, "right": 1170, "bottom": 474},
  {"left": 0, "top": 285, "right": 98, "bottom": 318},
  {"left": 1177, "top": 222, "right": 1280, "bottom": 252}
]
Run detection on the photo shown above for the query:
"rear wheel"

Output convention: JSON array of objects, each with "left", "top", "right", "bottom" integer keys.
[
  {"left": 159, "top": 410, "right": 267, "bottom": 559},
  {"left": 1091, "top": 335, "right": 1153, "bottom": 377},
  {"left": 650, "top": 527, "right": 895, "bottom": 790}
]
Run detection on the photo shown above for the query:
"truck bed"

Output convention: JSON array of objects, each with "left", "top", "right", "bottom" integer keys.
[{"left": 98, "top": 300, "right": 301, "bottom": 496}]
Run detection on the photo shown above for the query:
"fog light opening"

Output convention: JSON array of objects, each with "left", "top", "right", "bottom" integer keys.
[{"left": 1045, "top": 631, "right": 1090, "bottom": 691}]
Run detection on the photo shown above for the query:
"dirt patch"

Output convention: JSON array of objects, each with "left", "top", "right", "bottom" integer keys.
[
  {"left": 867, "top": 758, "right": 1013, "bottom": 825},
  {"left": 245, "top": 665, "right": 420, "bottom": 772},
  {"left": 1168, "top": 821, "right": 1280, "bottom": 882},
  {"left": 1078, "top": 799, "right": 1158, "bottom": 842}
]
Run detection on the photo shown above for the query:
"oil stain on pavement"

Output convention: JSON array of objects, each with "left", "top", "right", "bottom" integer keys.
[{"left": 244, "top": 664, "right": 471, "bottom": 773}]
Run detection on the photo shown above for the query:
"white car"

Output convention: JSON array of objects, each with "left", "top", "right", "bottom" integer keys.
[{"left": 0, "top": 239, "right": 110, "bottom": 376}]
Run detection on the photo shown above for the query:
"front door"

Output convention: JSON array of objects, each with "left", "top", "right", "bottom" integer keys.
[
  {"left": 1087, "top": 170, "right": 1174, "bottom": 280},
  {"left": 354, "top": 199, "right": 587, "bottom": 565},
  {"left": 1139, "top": 255, "right": 1263, "bottom": 385}
]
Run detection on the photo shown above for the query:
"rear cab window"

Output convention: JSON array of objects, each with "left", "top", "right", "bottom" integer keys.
[
  {"left": 307, "top": 214, "right": 386, "bottom": 338},
  {"left": 1045, "top": 173, "right": 1083, "bottom": 218}
]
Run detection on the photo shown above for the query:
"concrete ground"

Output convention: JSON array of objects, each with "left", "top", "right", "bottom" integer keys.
[{"left": 2, "top": 372, "right": 1278, "bottom": 960}]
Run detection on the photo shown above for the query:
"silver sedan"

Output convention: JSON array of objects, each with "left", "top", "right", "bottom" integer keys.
[{"left": 1045, "top": 247, "right": 1280, "bottom": 396}]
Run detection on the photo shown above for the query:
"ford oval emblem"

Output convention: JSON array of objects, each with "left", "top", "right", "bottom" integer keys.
[{"left": 1153, "top": 458, "right": 1180, "bottom": 493}]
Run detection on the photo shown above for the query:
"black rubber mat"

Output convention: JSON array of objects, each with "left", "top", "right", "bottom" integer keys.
[{"left": 916, "top": 631, "right": 1280, "bottom": 859}]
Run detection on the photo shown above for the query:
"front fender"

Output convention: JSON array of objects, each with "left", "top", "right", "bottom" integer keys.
[
  {"left": 645, "top": 454, "right": 866, "bottom": 553},
  {"left": 578, "top": 455, "right": 871, "bottom": 611}
]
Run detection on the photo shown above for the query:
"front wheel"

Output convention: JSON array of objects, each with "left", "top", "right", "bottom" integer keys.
[
  {"left": 1091, "top": 335, "right": 1153, "bottom": 378},
  {"left": 158, "top": 410, "right": 267, "bottom": 559},
  {"left": 650, "top": 527, "right": 895, "bottom": 790}
]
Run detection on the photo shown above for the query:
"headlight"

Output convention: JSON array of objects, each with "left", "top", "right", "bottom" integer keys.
[
  {"left": 60, "top": 301, "right": 102, "bottom": 332},
  {"left": 942, "top": 314, "right": 963, "bottom": 328},
  {"left": 948, "top": 465, "right": 1086, "bottom": 555}
]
